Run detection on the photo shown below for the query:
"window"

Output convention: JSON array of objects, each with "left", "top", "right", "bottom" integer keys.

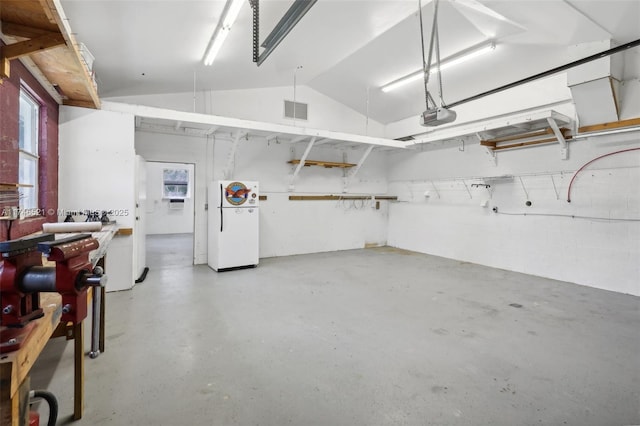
[
  {"left": 163, "top": 168, "right": 190, "bottom": 199},
  {"left": 18, "top": 88, "right": 40, "bottom": 214}
]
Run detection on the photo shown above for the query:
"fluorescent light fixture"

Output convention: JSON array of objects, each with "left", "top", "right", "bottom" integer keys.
[
  {"left": 203, "top": 0, "right": 245, "bottom": 66},
  {"left": 381, "top": 41, "right": 496, "bottom": 93}
]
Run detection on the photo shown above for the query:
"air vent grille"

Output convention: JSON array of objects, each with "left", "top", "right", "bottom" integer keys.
[{"left": 284, "top": 100, "right": 308, "bottom": 120}]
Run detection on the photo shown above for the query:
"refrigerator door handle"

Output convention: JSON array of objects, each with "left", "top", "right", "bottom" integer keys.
[{"left": 219, "top": 183, "right": 224, "bottom": 232}]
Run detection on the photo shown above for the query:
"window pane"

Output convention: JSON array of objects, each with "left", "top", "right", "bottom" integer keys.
[
  {"left": 19, "top": 91, "right": 39, "bottom": 154},
  {"left": 164, "top": 184, "right": 188, "bottom": 198},
  {"left": 163, "top": 168, "right": 188, "bottom": 183},
  {"left": 19, "top": 154, "right": 38, "bottom": 210},
  {"left": 18, "top": 88, "right": 40, "bottom": 215}
]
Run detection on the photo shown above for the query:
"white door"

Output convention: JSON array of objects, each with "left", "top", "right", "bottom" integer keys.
[{"left": 134, "top": 155, "right": 147, "bottom": 280}]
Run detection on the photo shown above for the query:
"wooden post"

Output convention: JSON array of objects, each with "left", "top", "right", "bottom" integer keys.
[
  {"left": 73, "top": 321, "right": 84, "bottom": 420},
  {"left": 0, "top": 56, "right": 10, "bottom": 81}
]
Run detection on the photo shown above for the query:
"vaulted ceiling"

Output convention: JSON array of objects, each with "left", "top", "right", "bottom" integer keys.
[{"left": 59, "top": 0, "right": 640, "bottom": 125}]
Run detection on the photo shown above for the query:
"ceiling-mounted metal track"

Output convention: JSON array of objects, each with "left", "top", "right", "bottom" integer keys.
[
  {"left": 448, "top": 38, "right": 640, "bottom": 109},
  {"left": 253, "top": 0, "right": 317, "bottom": 66},
  {"left": 250, "top": 0, "right": 259, "bottom": 63}
]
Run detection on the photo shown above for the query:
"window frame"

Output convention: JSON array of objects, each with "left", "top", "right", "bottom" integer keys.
[
  {"left": 18, "top": 85, "right": 41, "bottom": 218},
  {"left": 162, "top": 168, "right": 190, "bottom": 200}
]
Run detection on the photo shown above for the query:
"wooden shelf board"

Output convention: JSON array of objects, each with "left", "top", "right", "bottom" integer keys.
[
  {"left": 578, "top": 117, "right": 640, "bottom": 134},
  {"left": 116, "top": 227, "right": 133, "bottom": 236},
  {"left": 482, "top": 128, "right": 573, "bottom": 151},
  {"left": 288, "top": 159, "right": 356, "bottom": 168}
]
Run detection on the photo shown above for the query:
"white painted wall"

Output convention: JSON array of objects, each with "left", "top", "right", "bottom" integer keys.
[
  {"left": 106, "top": 67, "right": 640, "bottom": 297},
  {"left": 144, "top": 161, "right": 195, "bottom": 235},
  {"left": 386, "top": 130, "right": 640, "bottom": 296},
  {"left": 217, "top": 135, "right": 389, "bottom": 258},
  {"left": 58, "top": 106, "right": 136, "bottom": 292},
  {"left": 135, "top": 125, "right": 390, "bottom": 263},
  {"left": 106, "top": 85, "right": 385, "bottom": 137}
]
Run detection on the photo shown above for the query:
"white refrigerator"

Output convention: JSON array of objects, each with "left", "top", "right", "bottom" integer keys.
[{"left": 208, "top": 180, "right": 259, "bottom": 271}]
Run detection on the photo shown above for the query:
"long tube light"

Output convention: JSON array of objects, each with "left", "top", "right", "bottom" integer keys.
[
  {"left": 203, "top": 0, "right": 245, "bottom": 66},
  {"left": 381, "top": 40, "right": 496, "bottom": 93}
]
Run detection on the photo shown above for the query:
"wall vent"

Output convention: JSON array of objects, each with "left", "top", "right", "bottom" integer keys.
[{"left": 284, "top": 100, "right": 308, "bottom": 120}]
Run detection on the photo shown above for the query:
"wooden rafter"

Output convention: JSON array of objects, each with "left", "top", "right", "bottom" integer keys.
[
  {"left": 0, "top": 56, "right": 9, "bottom": 79},
  {"left": 0, "top": 0, "right": 100, "bottom": 108},
  {"left": 1, "top": 33, "right": 65, "bottom": 59},
  {"left": 1, "top": 21, "right": 58, "bottom": 38}
]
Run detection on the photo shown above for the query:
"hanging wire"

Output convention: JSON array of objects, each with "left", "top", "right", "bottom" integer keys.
[
  {"left": 419, "top": 0, "right": 444, "bottom": 110},
  {"left": 432, "top": 4, "right": 445, "bottom": 107},
  {"left": 419, "top": 0, "right": 436, "bottom": 111}
]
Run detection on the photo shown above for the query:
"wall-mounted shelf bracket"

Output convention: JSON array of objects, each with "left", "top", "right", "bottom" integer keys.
[
  {"left": 288, "top": 136, "right": 316, "bottom": 191},
  {"left": 462, "top": 180, "right": 473, "bottom": 199},
  {"left": 518, "top": 177, "right": 530, "bottom": 200},
  {"left": 547, "top": 117, "right": 568, "bottom": 160},
  {"left": 478, "top": 133, "right": 497, "bottom": 165},
  {"left": 550, "top": 175, "right": 560, "bottom": 200},
  {"left": 430, "top": 181, "right": 441, "bottom": 199},
  {"left": 342, "top": 145, "right": 373, "bottom": 193}
]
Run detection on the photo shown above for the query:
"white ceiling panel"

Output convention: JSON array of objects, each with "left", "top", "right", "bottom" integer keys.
[{"left": 57, "top": 0, "right": 640, "bottom": 125}]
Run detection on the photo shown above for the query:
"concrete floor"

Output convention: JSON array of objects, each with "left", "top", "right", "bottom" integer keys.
[
  {"left": 31, "top": 243, "right": 639, "bottom": 426},
  {"left": 145, "top": 233, "right": 194, "bottom": 270}
]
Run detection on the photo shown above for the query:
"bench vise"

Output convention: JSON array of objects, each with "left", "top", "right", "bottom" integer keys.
[
  {"left": 0, "top": 234, "right": 55, "bottom": 326},
  {"left": 0, "top": 234, "right": 107, "bottom": 327}
]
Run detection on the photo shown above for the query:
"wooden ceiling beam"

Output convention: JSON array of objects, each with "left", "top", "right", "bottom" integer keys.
[
  {"left": 63, "top": 99, "right": 99, "bottom": 109},
  {"left": 0, "top": 0, "right": 101, "bottom": 108},
  {"left": 0, "top": 57, "right": 9, "bottom": 79},
  {"left": 0, "top": 21, "right": 59, "bottom": 39},
  {"left": 2, "top": 33, "right": 65, "bottom": 60}
]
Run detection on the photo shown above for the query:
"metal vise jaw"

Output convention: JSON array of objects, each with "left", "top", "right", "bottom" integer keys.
[
  {"left": 0, "top": 234, "right": 55, "bottom": 326},
  {"left": 37, "top": 234, "right": 107, "bottom": 324}
]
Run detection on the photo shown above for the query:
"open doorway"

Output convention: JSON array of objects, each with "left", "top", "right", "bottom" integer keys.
[{"left": 145, "top": 161, "right": 195, "bottom": 270}]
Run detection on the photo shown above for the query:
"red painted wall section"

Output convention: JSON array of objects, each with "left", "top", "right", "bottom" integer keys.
[{"left": 0, "top": 41, "right": 59, "bottom": 241}]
